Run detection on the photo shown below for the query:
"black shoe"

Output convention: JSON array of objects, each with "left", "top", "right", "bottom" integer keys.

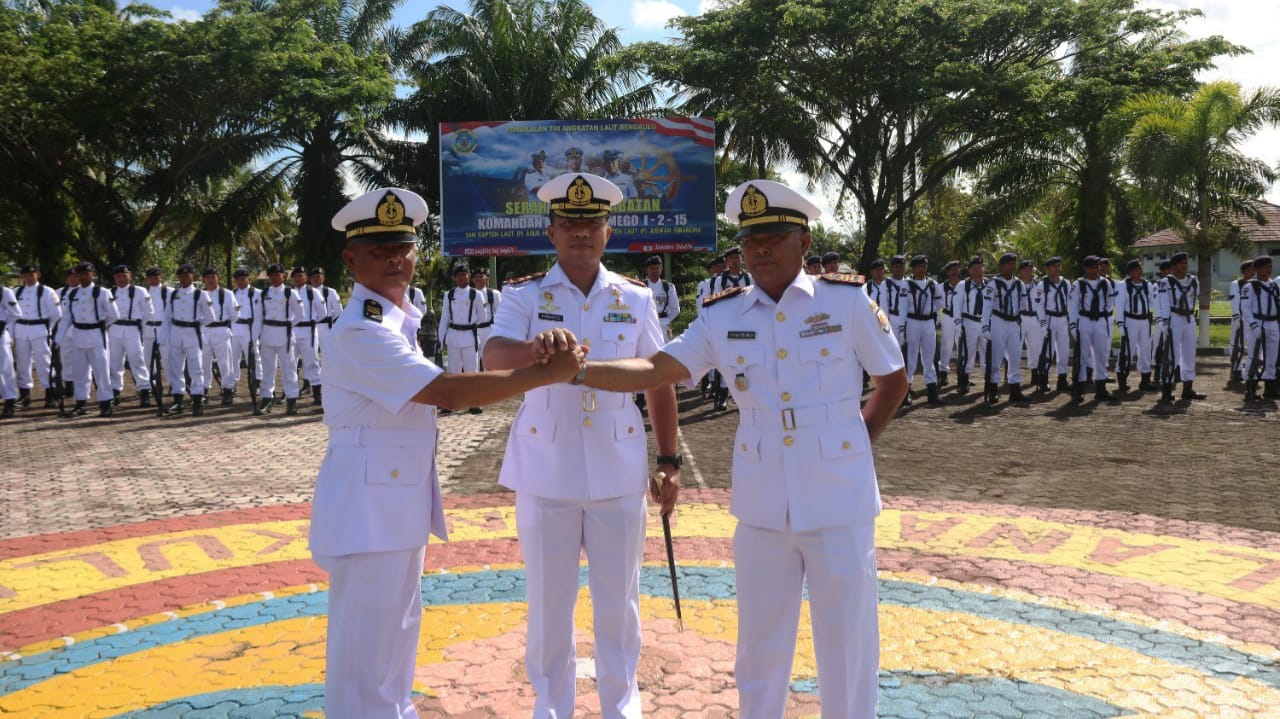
[
  {"left": 1265, "top": 380, "right": 1280, "bottom": 399},
  {"left": 286, "top": 398, "right": 298, "bottom": 415},
  {"left": 112, "top": 390, "right": 121, "bottom": 407},
  {"left": 255, "top": 398, "right": 273, "bottom": 416},
  {"left": 164, "top": 397, "right": 186, "bottom": 415},
  {"left": 468, "top": 407, "right": 483, "bottom": 415},
  {"left": 1116, "top": 379, "right": 1129, "bottom": 395},
  {"left": 1008, "top": 384, "right": 1027, "bottom": 403},
  {"left": 44, "top": 390, "right": 58, "bottom": 408},
  {"left": 938, "top": 371, "right": 949, "bottom": 387},
  {"left": 1056, "top": 374, "right": 1070, "bottom": 392},
  {"left": 1181, "top": 381, "right": 1205, "bottom": 400},
  {"left": 221, "top": 388, "right": 234, "bottom": 406},
  {"left": 191, "top": 395, "right": 205, "bottom": 417},
  {"left": 1095, "top": 380, "right": 1114, "bottom": 401},
  {"left": 1072, "top": 382, "right": 1085, "bottom": 402},
  {"left": 1, "top": 400, "right": 14, "bottom": 418},
  {"left": 1138, "top": 373, "right": 1156, "bottom": 392},
  {"left": 901, "top": 391, "right": 913, "bottom": 408},
  {"left": 439, "top": 407, "right": 453, "bottom": 416},
  {"left": 311, "top": 384, "right": 322, "bottom": 404},
  {"left": 926, "top": 383, "right": 943, "bottom": 405},
  {"left": 713, "top": 388, "right": 728, "bottom": 412},
  {"left": 983, "top": 382, "right": 998, "bottom": 405},
  {"left": 97, "top": 400, "right": 113, "bottom": 417},
  {"left": 18, "top": 388, "right": 30, "bottom": 407},
  {"left": 72, "top": 400, "right": 87, "bottom": 416},
  {"left": 957, "top": 376, "right": 969, "bottom": 395},
  {"left": 1161, "top": 385, "right": 1175, "bottom": 403}
]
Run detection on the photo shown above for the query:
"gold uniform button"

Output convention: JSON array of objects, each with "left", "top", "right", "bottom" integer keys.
[
  {"left": 776, "top": 312, "right": 786, "bottom": 322},
  {"left": 628, "top": 426, "right": 635, "bottom": 434},
  {"left": 783, "top": 436, "right": 794, "bottom": 447},
  {"left": 777, "top": 349, "right": 788, "bottom": 360},
  {"left": 618, "top": 334, "right": 625, "bottom": 340},
  {"left": 820, "top": 348, "right": 830, "bottom": 357},
  {"left": 737, "top": 356, "right": 745, "bottom": 364},
  {"left": 583, "top": 418, "right": 592, "bottom": 428},
  {"left": 391, "top": 470, "right": 400, "bottom": 478},
  {"left": 583, "top": 302, "right": 591, "bottom": 311},
  {"left": 842, "top": 441, "right": 851, "bottom": 450},
  {"left": 781, "top": 392, "right": 791, "bottom": 402},
  {"left": 530, "top": 427, "right": 538, "bottom": 435}
]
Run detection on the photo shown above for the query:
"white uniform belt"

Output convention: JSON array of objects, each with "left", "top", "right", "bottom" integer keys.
[
  {"left": 328, "top": 426, "right": 434, "bottom": 447},
  {"left": 740, "top": 398, "right": 861, "bottom": 430},
  {"left": 537, "top": 389, "right": 630, "bottom": 412}
]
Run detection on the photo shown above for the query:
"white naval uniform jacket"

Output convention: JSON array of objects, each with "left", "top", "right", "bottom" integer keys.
[
  {"left": 14, "top": 283, "right": 61, "bottom": 340},
  {"left": 310, "top": 283, "right": 448, "bottom": 557},
  {"left": 488, "top": 263, "right": 665, "bottom": 501},
  {"left": 662, "top": 271, "right": 904, "bottom": 532}
]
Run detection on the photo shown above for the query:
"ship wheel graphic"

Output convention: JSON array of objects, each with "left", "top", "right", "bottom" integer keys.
[{"left": 631, "top": 149, "right": 698, "bottom": 202}]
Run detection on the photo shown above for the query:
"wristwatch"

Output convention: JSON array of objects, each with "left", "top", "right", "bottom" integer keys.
[
  {"left": 570, "top": 361, "right": 588, "bottom": 386},
  {"left": 655, "top": 454, "right": 683, "bottom": 469}
]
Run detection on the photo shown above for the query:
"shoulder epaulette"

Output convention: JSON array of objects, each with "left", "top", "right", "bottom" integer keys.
[
  {"left": 620, "top": 275, "right": 647, "bottom": 287},
  {"left": 819, "top": 272, "right": 866, "bottom": 286},
  {"left": 701, "top": 285, "right": 746, "bottom": 307},
  {"left": 505, "top": 271, "right": 546, "bottom": 286}
]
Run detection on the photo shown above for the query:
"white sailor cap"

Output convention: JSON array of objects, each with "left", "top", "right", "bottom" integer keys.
[
  {"left": 536, "top": 173, "right": 624, "bottom": 218},
  {"left": 331, "top": 187, "right": 428, "bottom": 242},
  {"left": 724, "top": 180, "right": 821, "bottom": 239}
]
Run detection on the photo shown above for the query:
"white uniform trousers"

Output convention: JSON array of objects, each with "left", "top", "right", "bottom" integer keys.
[
  {"left": 936, "top": 314, "right": 957, "bottom": 376},
  {"left": 1045, "top": 315, "right": 1070, "bottom": 376},
  {"left": 476, "top": 327, "right": 494, "bottom": 369},
  {"left": 515, "top": 492, "right": 647, "bottom": 719},
  {"left": 200, "top": 327, "right": 237, "bottom": 391},
  {"left": 314, "top": 546, "right": 426, "bottom": 719},
  {"left": 1169, "top": 314, "right": 1198, "bottom": 381},
  {"left": 959, "top": 319, "right": 984, "bottom": 377},
  {"left": 167, "top": 333, "right": 206, "bottom": 396},
  {"left": 0, "top": 333, "right": 17, "bottom": 401},
  {"left": 1022, "top": 318, "right": 1045, "bottom": 377},
  {"left": 734, "top": 520, "right": 879, "bottom": 719},
  {"left": 903, "top": 318, "right": 937, "bottom": 385},
  {"left": 143, "top": 327, "right": 169, "bottom": 392},
  {"left": 108, "top": 325, "right": 151, "bottom": 392},
  {"left": 298, "top": 327, "right": 322, "bottom": 384},
  {"left": 1249, "top": 324, "right": 1279, "bottom": 381},
  {"left": 988, "top": 317, "right": 1023, "bottom": 384},
  {"left": 14, "top": 334, "right": 52, "bottom": 389},
  {"left": 1075, "top": 318, "right": 1111, "bottom": 382},
  {"left": 1118, "top": 320, "right": 1152, "bottom": 374},
  {"left": 444, "top": 329, "right": 480, "bottom": 374},
  {"left": 233, "top": 328, "right": 262, "bottom": 383},
  {"left": 67, "top": 342, "right": 112, "bottom": 401},
  {"left": 259, "top": 341, "right": 300, "bottom": 399}
]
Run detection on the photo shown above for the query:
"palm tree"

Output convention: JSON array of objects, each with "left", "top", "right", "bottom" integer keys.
[
  {"left": 388, "top": 0, "right": 658, "bottom": 205},
  {"left": 1124, "top": 80, "right": 1280, "bottom": 346}
]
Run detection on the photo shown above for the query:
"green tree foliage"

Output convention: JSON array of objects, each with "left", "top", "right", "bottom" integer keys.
[
  {"left": 964, "top": 1, "right": 1240, "bottom": 271},
  {"left": 0, "top": 0, "right": 392, "bottom": 275},
  {"left": 1124, "top": 80, "right": 1280, "bottom": 344}
]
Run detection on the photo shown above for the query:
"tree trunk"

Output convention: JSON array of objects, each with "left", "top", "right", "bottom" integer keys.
[
  {"left": 1075, "top": 133, "right": 1110, "bottom": 260},
  {"left": 1197, "top": 253, "right": 1212, "bottom": 348},
  {"left": 858, "top": 211, "right": 886, "bottom": 275}
]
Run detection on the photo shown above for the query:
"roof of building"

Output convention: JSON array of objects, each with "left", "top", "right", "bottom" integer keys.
[{"left": 1133, "top": 201, "right": 1280, "bottom": 248}]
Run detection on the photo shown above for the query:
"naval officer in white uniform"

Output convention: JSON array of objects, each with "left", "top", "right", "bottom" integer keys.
[
  {"left": 573, "top": 179, "right": 907, "bottom": 719},
  {"left": 483, "top": 172, "right": 681, "bottom": 719},
  {"left": 310, "top": 187, "right": 583, "bottom": 719}
]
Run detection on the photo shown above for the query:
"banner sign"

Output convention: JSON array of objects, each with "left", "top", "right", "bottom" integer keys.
[{"left": 439, "top": 118, "right": 717, "bottom": 257}]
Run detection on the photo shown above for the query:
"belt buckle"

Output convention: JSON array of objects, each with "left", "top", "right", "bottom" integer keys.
[
  {"left": 583, "top": 390, "right": 596, "bottom": 412},
  {"left": 781, "top": 407, "right": 796, "bottom": 431}
]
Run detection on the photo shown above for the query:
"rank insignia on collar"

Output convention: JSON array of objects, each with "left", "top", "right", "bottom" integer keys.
[{"left": 363, "top": 298, "right": 383, "bottom": 322}]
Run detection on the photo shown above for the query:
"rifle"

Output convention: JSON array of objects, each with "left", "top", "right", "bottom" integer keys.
[
  {"left": 1158, "top": 324, "right": 1177, "bottom": 393},
  {"left": 1036, "top": 324, "right": 1053, "bottom": 382},
  {"left": 1070, "top": 324, "right": 1082, "bottom": 396},
  {"left": 247, "top": 338, "right": 261, "bottom": 415},
  {"left": 1244, "top": 327, "right": 1265, "bottom": 400},
  {"left": 49, "top": 341, "right": 67, "bottom": 417},
  {"left": 151, "top": 338, "right": 166, "bottom": 416},
  {"left": 956, "top": 321, "right": 969, "bottom": 388},
  {"left": 984, "top": 334, "right": 996, "bottom": 402},
  {"left": 1117, "top": 325, "right": 1132, "bottom": 391},
  {"left": 1230, "top": 317, "right": 1245, "bottom": 380}
]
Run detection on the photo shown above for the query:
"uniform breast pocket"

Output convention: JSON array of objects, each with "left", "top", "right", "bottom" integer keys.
[
  {"left": 817, "top": 422, "right": 869, "bottom": 462},
  {"left": 801, "top": 342, "right": 847, "bottom": 393},
  {"left": 724, "top": 346, "right": 766, "bottom": 388},
  {"left": 366, "top": 447, "right": 432, "bottom": 486},
  {"left": 600, "top": 325, "right": 640, "bottom": 359},
  {"left": 514, "top": 410, "right": 558, "bottom": 443}
]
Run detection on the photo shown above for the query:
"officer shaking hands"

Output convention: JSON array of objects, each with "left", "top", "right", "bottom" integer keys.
[
  {"left": 571, "top": 179, "right": 908, "bottom": 719},
  {"left": 308, "top": 187, "right": 583, "bottom": 719}
]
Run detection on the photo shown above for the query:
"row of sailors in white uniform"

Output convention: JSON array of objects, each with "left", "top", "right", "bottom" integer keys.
[{"left": 2, "top": 266, "right": 344, "bottom": 412}]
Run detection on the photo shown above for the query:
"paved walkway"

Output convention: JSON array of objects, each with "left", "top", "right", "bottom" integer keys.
[{"left": 1, "top": 360, "right": 1278, "bottom": 717}]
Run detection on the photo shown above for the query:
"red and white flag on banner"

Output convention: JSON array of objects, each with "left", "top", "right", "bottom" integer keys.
[{"left": 632, "top": 117, "right": 715, "bottom": 147}]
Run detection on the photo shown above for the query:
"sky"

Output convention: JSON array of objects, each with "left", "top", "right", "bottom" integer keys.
[{"left": 153, "top": 0, "right": 1280, "bottom": 228}]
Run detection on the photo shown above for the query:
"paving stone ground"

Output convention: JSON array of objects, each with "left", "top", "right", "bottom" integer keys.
[{"left": 1, "top": 358, "right": 1278, "bottom": 718}]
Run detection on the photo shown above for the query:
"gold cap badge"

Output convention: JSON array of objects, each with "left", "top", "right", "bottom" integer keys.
[
  {"left": 568, "top": 176, "right": 594, "bottom": 207},
  {"left": 741, "top": 185, "right": 768, "bottom": 218},
  {"left": 376, "top": 192, "right": 406, "bottom": 227}
]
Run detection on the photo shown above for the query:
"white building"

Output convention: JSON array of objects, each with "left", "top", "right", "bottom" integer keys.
[{"left": 1133, "top": 201, "right": 1280, "bottom": 296}]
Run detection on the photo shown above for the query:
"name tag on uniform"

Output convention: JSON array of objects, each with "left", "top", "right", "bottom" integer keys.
[
  {"left": 727, "top": 331, "right": 756, "bottom": 340},
  {"left": 538, "top": 312, "right": 564, "bottom": 321},
  {"left": 604, "top": 312, "right": 636, "bottom": 323}
]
